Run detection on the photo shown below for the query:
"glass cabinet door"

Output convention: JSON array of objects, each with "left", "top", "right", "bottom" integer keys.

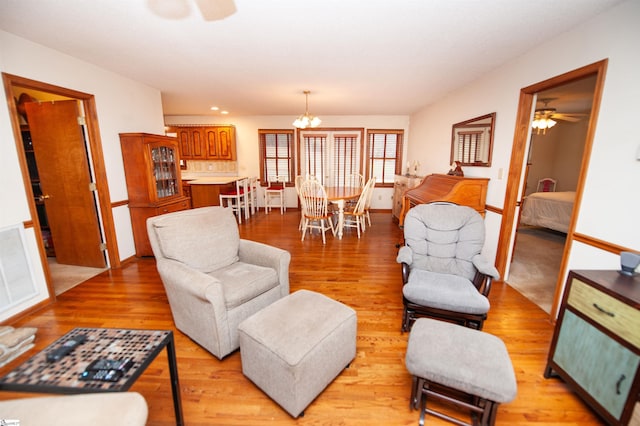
[{"left": 150, "top": 144, "right": 178, "bottom": 199}]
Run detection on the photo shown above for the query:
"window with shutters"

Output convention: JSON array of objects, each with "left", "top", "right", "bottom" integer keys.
[
  {"left": 455, "top": 131, "right": 484, "bottom": 164},
  {"left": 366, "top": 129, "right": 403, "bottom": 187},
  {"left": 259, "top": 129, "right": 294, "bottom": 185},
  {"left": 298, "top": 129, "right": 364, "bottom": 187}
]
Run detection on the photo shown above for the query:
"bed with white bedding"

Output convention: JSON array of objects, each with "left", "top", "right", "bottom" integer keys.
[{"left": 520, "top": 191, "right": 575, "bottom": 233}]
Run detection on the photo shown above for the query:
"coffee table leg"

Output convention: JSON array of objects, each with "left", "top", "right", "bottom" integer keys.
[{"left": 166, "top": 335, "right": 184, "bottom": 425}]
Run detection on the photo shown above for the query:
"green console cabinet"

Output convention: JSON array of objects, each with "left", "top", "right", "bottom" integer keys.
[{"left": 545, "top": 270, "right": 640, "bottom": 425}]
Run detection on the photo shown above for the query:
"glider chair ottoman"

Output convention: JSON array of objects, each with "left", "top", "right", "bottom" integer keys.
[
  {"left": 405, "top": 318, "right": 517, "bottom": 426},
  {"left": 238, "top": 290, "right": 357, "bottom": 418},
  {"left": 147, "top": 206, "right": 291, "bottom": 360}
]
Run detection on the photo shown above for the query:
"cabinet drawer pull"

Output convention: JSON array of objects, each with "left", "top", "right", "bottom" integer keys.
[
  {"left": 616, "top": 374, "right": 626, "bottom": 395},
  {"left": 592, "top": 303, "right": 615, "bottom": 317}
]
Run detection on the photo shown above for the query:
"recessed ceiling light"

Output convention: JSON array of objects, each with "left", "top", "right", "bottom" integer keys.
[
  {"left": 221, "top": 110, "right": 229, "bottom": 115},
  {"left": 210, "top": 106, "right": 219, "bottom": 111}
]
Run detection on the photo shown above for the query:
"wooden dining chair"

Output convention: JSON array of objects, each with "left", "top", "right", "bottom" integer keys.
[
  {"left": 362, "top": 177, "right": 376, "bottom": 227},
  {"left": 343, "top": 177, "right": 375, "bottom": 237},
  {"left": 299, "top": 180, "right": 335, "bottom": 244}
]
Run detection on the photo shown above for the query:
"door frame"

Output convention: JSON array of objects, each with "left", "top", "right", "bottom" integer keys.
[
  {"left": 3, "top": 73, "right": 120, "bottom": 296},
  {"left": 494, "top": 59, "right": 608, "bottom": 318}
]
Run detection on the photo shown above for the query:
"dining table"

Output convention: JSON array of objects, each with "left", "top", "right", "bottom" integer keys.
[{"left": 324, "top": 186, "right": 362, "bottom": 239}]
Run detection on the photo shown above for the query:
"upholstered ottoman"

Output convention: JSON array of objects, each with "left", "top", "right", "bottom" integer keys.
[
  {"left": 238, "top": 289, "right": 357, "bottom": 418},
  {"left": 405, "top": 318, "right": 517, "bottom": 425}
]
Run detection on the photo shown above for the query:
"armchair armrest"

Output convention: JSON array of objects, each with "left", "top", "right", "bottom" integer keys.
[
  {"left": 156, "top": 258, "right": 232, "bottom": 355},
  {"left": 472, "top": 255, "right": 500, "bottom": 280},
  {"left": 238, "top": 239, "right": 291, "bottom": 296},
  {"left": 397, "top": 246, "right": 414, "bottom": 285},
  {"left": 471, "top": 255, "right": 500, "bottom": 296},
  {"left": 396, "top": 245, "right": 413, "bottom": 265},
  {"left": 156, "top": 258, "right": 224, "bottom": 307}
]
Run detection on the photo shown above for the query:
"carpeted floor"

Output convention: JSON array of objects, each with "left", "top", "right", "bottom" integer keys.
[
  {"left": 507, "top": 226, "right": 566, "bottom": 314},
  {"left": 47, "top": 258, "right": 107, "bottom": 295}
]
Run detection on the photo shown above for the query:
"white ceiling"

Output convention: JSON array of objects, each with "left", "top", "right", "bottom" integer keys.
[{"left": 0, "top": 0, "right": 623, "bottom": 118}]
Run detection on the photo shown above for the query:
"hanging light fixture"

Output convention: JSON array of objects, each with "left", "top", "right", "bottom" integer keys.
[
  {"left": 293, "top": 90, "right": 321, "bottom": 129},
  {"left": 531, "top": 115, "right": 557, "bottom": 135},
  {"left": 532, "top": 98, "right": 558, "bottom": 135}
]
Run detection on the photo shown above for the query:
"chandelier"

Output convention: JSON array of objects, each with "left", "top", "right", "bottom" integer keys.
[{"left": 292, "top": 90, "right": 321, "bottom": 129}]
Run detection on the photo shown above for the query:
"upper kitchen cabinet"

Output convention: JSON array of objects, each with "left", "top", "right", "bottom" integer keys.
[
  {"left": 175, "top": 127, "right": 207, "bottom": 160},
  {"left": 168, "top": 125, "right": 237, "bottom": 161},
  {"left": 204, "top": 126, "right": 236, "bottom": 160}
]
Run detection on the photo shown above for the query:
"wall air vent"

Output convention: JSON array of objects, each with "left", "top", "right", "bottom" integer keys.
[{"left": 0, "top": 225, "right": 37, "bottom": 312}]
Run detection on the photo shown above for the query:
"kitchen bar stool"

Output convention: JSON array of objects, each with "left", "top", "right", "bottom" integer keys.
[
  {"left": 219, "top": 178, "right": 250, "bottom": 223},
  {"left": 264, "top": 175, "right": 286, "bottom": 214}
]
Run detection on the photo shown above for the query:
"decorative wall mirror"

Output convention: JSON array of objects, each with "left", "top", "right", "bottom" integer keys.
[{"left": 450, "top": 112, "right": 496, "bottom": 167}]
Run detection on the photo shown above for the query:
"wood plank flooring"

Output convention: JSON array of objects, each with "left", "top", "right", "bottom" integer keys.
[{"left": 0, "top": 211, "right": 604, "bottom": 425}]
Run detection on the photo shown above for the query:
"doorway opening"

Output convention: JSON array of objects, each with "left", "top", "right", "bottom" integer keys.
[
  {"left": 508, "top": 76, "right": 597, "bottom": 313},
  {"left": 3, "top": 73, "right": 120, "bottom": 296},
  {"left": 494, "top": 59, "right": 607, "bottom": 318}
]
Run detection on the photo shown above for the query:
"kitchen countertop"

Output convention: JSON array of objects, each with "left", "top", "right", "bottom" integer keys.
[{"left": 185, "top": 176, "right": 247, "bottom": 185}]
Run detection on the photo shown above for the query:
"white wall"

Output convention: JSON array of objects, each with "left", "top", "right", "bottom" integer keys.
[
  {"left": 0, "top": 31, "right": 166, "bottom": 320},
  {"left": 164, "top": 115, "right": 411, "bottom": 210},
  {"left": 407, "top": 0, "right": 640, "bottom": 267}
]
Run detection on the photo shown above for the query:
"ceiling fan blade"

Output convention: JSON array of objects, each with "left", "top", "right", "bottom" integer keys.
[
  {"left": 551, "top": 113, "right": 583, "bottom": 122},
  {"left": 194, "top": 0, "right": 236, "bottom": 21}
]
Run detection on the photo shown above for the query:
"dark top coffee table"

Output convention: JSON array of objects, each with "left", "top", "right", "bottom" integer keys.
[{"left": 0, "top": 327, "right": 183, "bottom": 425}]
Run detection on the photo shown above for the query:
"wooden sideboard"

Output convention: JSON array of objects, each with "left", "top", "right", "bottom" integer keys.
[
  {"left": 392, "top": 175, "right": 423, "bottom": 222},
  {"left": 544, "top": 270, "right": 640, "bottom": 425}
]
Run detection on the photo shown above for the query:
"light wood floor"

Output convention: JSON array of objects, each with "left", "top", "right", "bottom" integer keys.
[{"left": 0, "top": 211, "right": 603, "bottom": 425}]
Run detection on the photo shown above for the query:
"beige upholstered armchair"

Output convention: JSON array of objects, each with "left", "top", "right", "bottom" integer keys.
[{"left": 147, "top": 206, "right": 291, "bottom": 359}]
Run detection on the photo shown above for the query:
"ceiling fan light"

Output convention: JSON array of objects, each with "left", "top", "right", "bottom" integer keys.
[
  {"left": 194, "top": 0, "right": 237, "bottom": 21},
  {"left": 547, "top": 118, "right": 557, "bottom": 128}
]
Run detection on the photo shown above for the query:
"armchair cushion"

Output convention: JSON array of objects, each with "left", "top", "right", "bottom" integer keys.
[
  {"left": 151, "top": 206, "right": 239, "bottom": 273},
  {"left": 404, "top": 269, "right": 490, "bottom": 314},
  {"left": 209, "top": 262, "right": 279, "bottom": 310}
]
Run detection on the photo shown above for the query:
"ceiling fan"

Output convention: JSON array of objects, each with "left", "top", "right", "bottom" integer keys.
[
  {"left": 147, "top": 0, "right": 236, "bottom": 21},
  {"left": 534, "top": 98, "right": 587, "bottom": 123}
]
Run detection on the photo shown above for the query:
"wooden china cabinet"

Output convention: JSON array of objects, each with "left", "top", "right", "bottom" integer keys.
[{"left": 120, "top": 133, "right": 190, "bottom": 257}]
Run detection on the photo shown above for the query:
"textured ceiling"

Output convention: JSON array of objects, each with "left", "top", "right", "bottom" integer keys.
[{"left": 0, "top": 0, "right": 623, "bottom": 117}]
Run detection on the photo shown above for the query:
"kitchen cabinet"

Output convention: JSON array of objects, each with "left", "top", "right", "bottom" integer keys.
[
  {"left": 175, "top": 127, "right": 207, "bottom": 160},
  {"left": 392, "top": 175, "right": 423, "bottom": 221},
  {"left": 167, "top": 125, "right": 237, "bottom": 161},
  {"left": 544, "top": 270, "right": 640, "bottom": 425},
  {"left": 120, "top": 133, "right": 191, "bottom": 257}
]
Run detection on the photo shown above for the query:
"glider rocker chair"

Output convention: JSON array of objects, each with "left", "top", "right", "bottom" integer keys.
[
  {"left": 397, "top": 202, "right": 500, "bottom": 332},
  {"left": 147, "top": 206, "right": 291, "bottom": 359}
]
